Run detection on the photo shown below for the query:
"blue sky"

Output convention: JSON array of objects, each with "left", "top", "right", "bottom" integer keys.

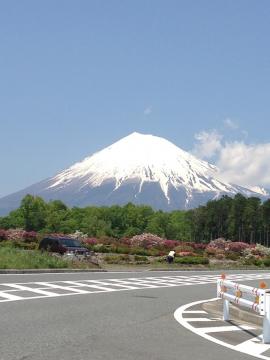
[{"left": 1, "top": 1, "right": 270, "bottom": 197}]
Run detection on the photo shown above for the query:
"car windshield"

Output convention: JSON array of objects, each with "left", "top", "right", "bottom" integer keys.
[{"left": 60, "top": 239, "right": 82, "bottom": 247}]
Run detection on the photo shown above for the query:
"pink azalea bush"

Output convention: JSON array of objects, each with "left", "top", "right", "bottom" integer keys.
[
  {"left": 191, "top": 243, "right": 207, "bottom": 250},
  {"left": 81, "top": 237, "right": 99, "bottom": 246},
  {"left": 6, "top": 229, "right": 26, "bottom": 241},
  {"left": 226, "top": 242, "right": 250, "bottom": 254},
  {"left": 129, "top": 233, "right": 165, "bottom": 249},
  {"left": 0, "top": 229, "right": 8, "bottom": 240},
  {"left": 174, "top": 244, "right": 194, "bottom": 253},
  {"left": 22, "top": 231, "right": 38, "bottom": 242},
  {"left": 178, "top": 251, "right": 196, "bottom": 257},
  {"left": 4, "top": 229, "right": 37, "bottom": 242},
  {"left": 162, "top": 240, "right": 180, "bottom": 249}
]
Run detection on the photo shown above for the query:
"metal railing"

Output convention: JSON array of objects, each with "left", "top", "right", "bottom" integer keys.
[{"left": 217, "top": 276, "right": 270, "bottom": 343}]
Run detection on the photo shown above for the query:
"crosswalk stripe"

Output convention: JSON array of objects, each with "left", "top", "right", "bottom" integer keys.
[
  {"left": 82, "top": 280, "right": 138, "bottom": 290},
  {"left": 5, "top": 283, "right": 59, "bottom": 297},
  {"left": 64, "top": 281, "right": 116, "bottom": 292},
  {"left": 197, "top": 324, "right": 256, "bottom": 334},
  {"left": 0, "top": 272, "right": 270, "bottom": 304},
  {"left": 0, "top": 291, "right": 23, "bottom": 300},
  {"left": 184, "top": 318, "right": 218, "bottom": 322},
  {"left": 36, "top": 282, "right": 90, "bottom": 294}
]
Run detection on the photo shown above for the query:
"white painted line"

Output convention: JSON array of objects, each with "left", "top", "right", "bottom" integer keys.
[
  {"left": 235, "top": 337, "right": 270, "bottom": 356},
  {"left": 109, "top": 279, "right": 159, "bottom": 288},
  {"left": 184, "top": 318, "right": 218, "bottom": 322},
  {"left": 174, "top": 298, "right": 269, "bottom": 360},
  {"left": 199, "top": 325, "right": 256, "bottom": 334},
  {"left": 0, "top": 272, "right": 270, "bottom": 305},
  {"left": 183, "top": 310, "right": 207, "bottom": 314},
  {"left": 81, "top": 280, "right": 138, "bottom": 290},
  {"left": 64, "top": 281, "right": 116, "bottom": 292},
  {"left": 0, "top": 291, "right": 23, "bottom": 300},
  {"left": 36, "top": 282, "right": 90, "bottom": 294},
  {"left": 5, "top": 283, "right": 60, "bottom": 297}
]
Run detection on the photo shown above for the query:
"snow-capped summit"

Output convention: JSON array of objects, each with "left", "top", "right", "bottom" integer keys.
[
  {"left": 49, "top": 132, "right": 219, "bottom": 201},
  {"left": 0, "top": 132, "right": 267, "bottom": 215}
]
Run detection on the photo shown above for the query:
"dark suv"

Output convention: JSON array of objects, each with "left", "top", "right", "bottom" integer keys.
[{"left": 39, "top": 236, "right": 90, "bottom": 256}]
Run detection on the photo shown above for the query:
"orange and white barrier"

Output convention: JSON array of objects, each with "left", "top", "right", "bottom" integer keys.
[{"left": 217, "top": 275, "right": 270, "bottom": 344}]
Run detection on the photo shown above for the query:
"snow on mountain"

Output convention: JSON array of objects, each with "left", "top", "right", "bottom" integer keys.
[
  {"left": 245, "top": 186, "right": 269, "bottom": 196},
  {"left": 48, "top": 132, "right": 238, "bottom": 200},
  {"left": 0, "top": 132, "right": 267, "bottom": 215}
]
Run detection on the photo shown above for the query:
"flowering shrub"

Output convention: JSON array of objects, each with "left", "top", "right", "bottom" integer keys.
[
  {"left": 68, "top": 230, "right": 88, "bottom": 240},
  {"left": 0, "top": 229, "right": 8, "bottom": 241},
  {"left": 49, "top": 233, "right": 66, "bottom": 238},
  {"left": 82, "top": 238, "right": 99, "bottom": 246},
  {"left": 254, "top": 244, "right": 270, "bottom": 257},
  {"left": 191, "top": 243, "right": 207, "bottom": 250},
  {"left": 178, "top": 251, "right": 196, "bottom": 257},
  {"left": 22, "top": 231, "right": 37, "bottom": 243},
  {"left": 226, "top": 242, "right": 250, "bottom": 254},
  {"left": 242, "top": 245, "right": 270, "bottom": 259},
  {"left": 174, "top": 244, "right": 194, "bottom": 253},
  {"left": 205, "top": 247, "right": 217, "bottom": 256},
  {"left": 6, "top": 229, "right": 26, "bottom": 241},
  {"left": 215, "top": 252, "right": 225, "bottom": 260},
  {"left": 225, "top": 251, "right": 240, "bottom": 261},
  {"left": 129, "top": 233, "right": 165, "bottom": 249},
  {"left": 120, "top": 237, "right": 132, "bottom": 246},
  {"left": 162, "top": 240, "right": 179, "bottom": 249},
  {"left": 207, "top": 238, "right": 228, "bottom": 250}
]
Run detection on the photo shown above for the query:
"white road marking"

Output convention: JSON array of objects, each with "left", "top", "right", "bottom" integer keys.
[
  {"left": 235, "top": 337, "right": 270, "bottom": 356},
  {"left": 0, "top": 273, "right": 269, "bottom": 304},
  {"left": 64, "top": 281, "right": 116, "bottom": 292},
  {"left": 199, "top": 325, "right": 256, "bottom": 333},
  {"left": 35, "top": 282, "right": 90, "bottom": 294},
  {"left": 0, "top": 291, "right": 23, "bottom": 300},
  {"left": 174, "top": 298, "right": 270, "bottom": 359},
  {"left": 183, "top": 310, "right": 207, "bottom": 314},
  {"left": 5, "top": 283, "right": 60, "bottom": 297},
  {"left": 81, "top": 280, "right": 138, "bottom": 290},
  {"left": 183, "top": 318, "right": 218, "bottom": 322}
]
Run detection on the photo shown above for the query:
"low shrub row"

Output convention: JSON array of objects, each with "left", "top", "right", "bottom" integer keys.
[
  {"left": 103, "top": 254, "right": 150, "bottom": 264},
  {"left": 174, "top": 256, "right": 209, "bottom": 265}
]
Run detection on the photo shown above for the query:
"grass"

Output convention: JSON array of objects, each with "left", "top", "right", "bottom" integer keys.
[{"left": 0, "top": 247, "right": 70, "bottom": 269}]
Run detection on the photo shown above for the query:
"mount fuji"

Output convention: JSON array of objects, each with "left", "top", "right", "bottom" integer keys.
[{"left": 0, "top": 132, "right": 267, "bottom": 215}]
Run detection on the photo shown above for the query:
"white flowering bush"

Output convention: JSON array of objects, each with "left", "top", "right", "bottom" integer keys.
[
  {"left": 68, "top": 230, "right": 88, "bottom": 240},
  {"left": 254, "top": 244, "right": 270, "bottom": 257},
  {"left": 129, "top": 233, "right": 165, "bottom": 249}
]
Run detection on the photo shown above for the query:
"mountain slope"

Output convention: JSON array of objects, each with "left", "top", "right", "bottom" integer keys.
[{"left": 0, "top": 132, "right": 267, "bottom": 215}]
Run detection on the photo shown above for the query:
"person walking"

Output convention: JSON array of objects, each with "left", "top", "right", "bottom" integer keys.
[{"left": 167, "top": 250, "right": 175, "bottom": 264}]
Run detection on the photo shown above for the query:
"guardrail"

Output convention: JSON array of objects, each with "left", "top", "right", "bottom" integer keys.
[{"left": 217, "top": 275, "right": 270, "bottom": 343}]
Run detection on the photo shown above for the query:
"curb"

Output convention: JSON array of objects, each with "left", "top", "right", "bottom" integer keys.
[
  {"left": 202, "top": 298, "right": 263, "bottom": 326},
  {"left": 0, "top": 268, "right": 107, "bottom": 274}
]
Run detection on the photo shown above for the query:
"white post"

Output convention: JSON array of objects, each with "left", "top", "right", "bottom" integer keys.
[
  {"left": 223, "top": 299, "right": 230, "bottom": 321},
  {"left": 263, "top": 293, "right": 270, "bottom": 344},
  {"left": 217, "top": 280, "right": 220, "bottom": 298}
]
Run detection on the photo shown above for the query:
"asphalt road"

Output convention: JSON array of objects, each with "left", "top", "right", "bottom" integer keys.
[{"left": 0, "top": 270, "right": 269, "bottom": 360}]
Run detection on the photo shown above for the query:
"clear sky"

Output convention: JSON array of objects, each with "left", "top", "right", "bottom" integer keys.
[{"left": 1, "top": 1, "right": 270, "bottom": 197}]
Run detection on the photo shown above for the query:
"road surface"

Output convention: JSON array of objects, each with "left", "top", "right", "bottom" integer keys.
[{"left": 0, "top": 270, "right": 269, "bottom": 360}]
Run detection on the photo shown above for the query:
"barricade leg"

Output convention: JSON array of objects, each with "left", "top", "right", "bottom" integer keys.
[
  {"left": 223, "top": 299, "right": 230, "bottom": 321},
  {"left": 263, "top": 294, "right": 270, "bottom": 344}
]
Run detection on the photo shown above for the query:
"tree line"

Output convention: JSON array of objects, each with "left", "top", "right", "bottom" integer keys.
[{"left": 0, "top": 194, "right": 270, "bottom": 244}]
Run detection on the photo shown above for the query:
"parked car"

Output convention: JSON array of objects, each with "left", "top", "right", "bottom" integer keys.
[{"left": 39, "top": 236, "right": 90, "bottom": 256}]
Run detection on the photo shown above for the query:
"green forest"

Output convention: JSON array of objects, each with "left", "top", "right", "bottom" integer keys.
[{"left": 1, "top": 193, "right": 270, "bottom": 244}]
